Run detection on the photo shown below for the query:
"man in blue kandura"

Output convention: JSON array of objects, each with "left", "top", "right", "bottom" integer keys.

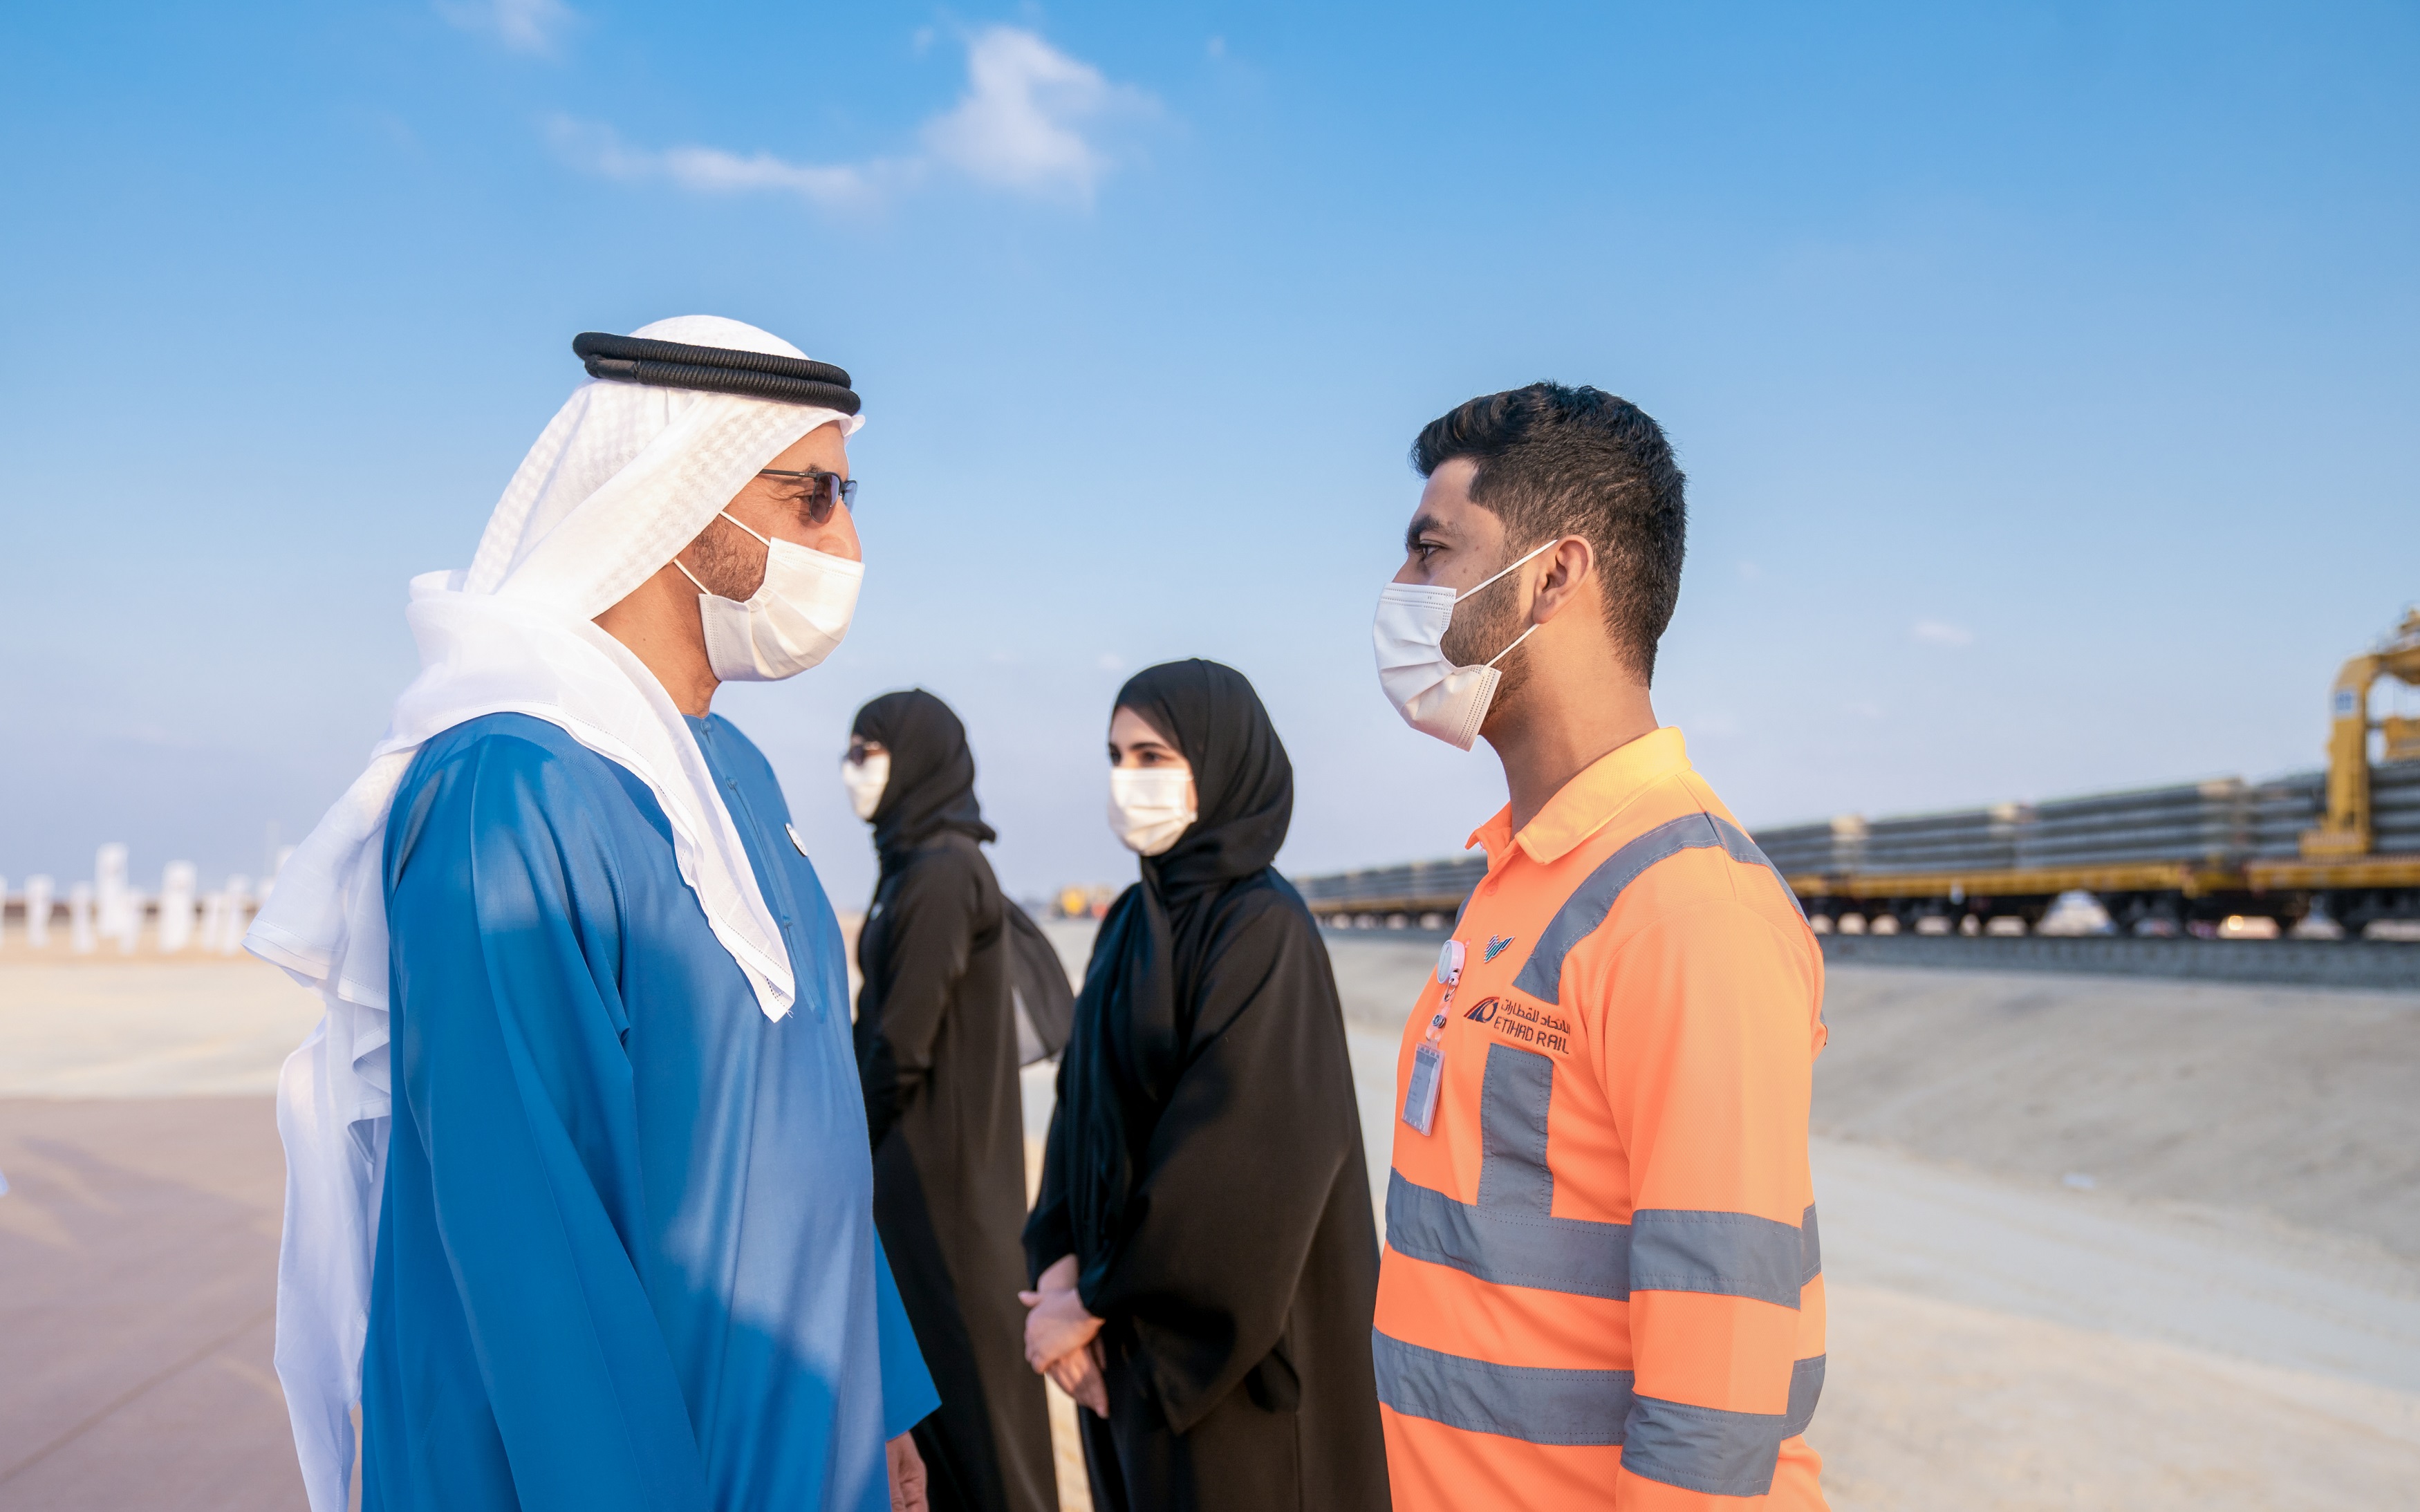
[{"left": 248, "top": 316, "right": 938, "bottom": 1512}]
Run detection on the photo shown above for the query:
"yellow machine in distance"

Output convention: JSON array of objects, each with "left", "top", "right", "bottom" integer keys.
[{"left": 2301, "top": 607, "right": 2420, "bottom": 860}]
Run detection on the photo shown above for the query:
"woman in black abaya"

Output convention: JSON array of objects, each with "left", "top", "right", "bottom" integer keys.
[
  {"left": 1021, "top": 660, "right": 1388, "bottom": 1512},
  {"left": 849, "top": 690, "right": 1056, "bottom": 1512}
]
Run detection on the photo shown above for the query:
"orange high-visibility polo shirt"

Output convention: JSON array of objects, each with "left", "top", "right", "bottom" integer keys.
[{"left": 1374, "top": 728, "right": 1828, "bottom": 1510}]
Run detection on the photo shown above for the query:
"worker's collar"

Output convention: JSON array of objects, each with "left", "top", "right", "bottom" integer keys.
[{"left": 1467, "top": 727, "right": 1693, "bottom": 868}]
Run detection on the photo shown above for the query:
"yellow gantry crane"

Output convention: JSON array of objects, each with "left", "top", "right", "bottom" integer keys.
[{"left": 2300, "top": 607, "right": 2420, "bottom": 859}]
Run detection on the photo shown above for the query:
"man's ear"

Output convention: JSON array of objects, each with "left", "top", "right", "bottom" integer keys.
[{"left": 1529, "top": 538, "right": 1597, "bottom": 626}]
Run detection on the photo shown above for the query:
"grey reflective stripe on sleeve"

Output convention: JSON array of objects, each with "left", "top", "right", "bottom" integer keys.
[
  {"left": 1477, "top": 1043, "right": 1554, "bottom": 1213},
  {"left": 1801, "top": 1204, "right": 1822, "bottom": 1283},
  {"left": 1385, "top": 1169, "right": 1632, "bottom": 1298},
  {"left": 1783, "top": 1354, "right": 1825, "bottom": 1439},
  {"left": 1372, "top": 1329, "right": 1635, "bottom": 1446},
  {"left": 1621, "top": 1394, "right": 1789, "bottom": 1497},
  {"left": 1628, "top": 1209, "right": 1808, "bottom": 1309},
  {"left": 1512, "top": 812, "right": 1807, "bottom": 1005},
  {"left": 1711, "top": 814, "right": 1808, "bottom": 922}
]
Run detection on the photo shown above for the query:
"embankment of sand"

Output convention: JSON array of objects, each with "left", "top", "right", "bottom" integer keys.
[{"left": 1812, "top": 965, "right": 2420, "bottom": 1262}]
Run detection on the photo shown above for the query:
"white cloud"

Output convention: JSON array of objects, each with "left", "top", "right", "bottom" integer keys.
[
  {"left": 1911, "top": 619, "right": 1975, "bottom": 648},
  {"left": 551, "top": 27, "right": 1148, "bottom": 212},
  {"left": 438, "top": 0, "right": 575, "bottom": 57},
  {"left": 922, "top": 27, "right": 1146, "bottom": 202},
  {"left": 545, "top": 118, "right": 878, "bottom": 209}
]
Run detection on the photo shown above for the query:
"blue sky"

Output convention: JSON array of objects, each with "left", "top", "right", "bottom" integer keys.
[{"left": 2, "top": 1, "right": 2415, "bottom": 906}]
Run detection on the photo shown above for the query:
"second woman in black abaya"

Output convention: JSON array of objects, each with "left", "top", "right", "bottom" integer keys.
[
  {"left": 850, "top": 691, "right": 1056, "bottom": 1512},
  {"left": 1024, "top": 660, "right": 1388, "bottom": 1512}
]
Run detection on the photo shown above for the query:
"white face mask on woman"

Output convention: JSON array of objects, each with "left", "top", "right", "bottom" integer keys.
[
  {"left": 1108, "top": 767, "right": 1197, "bottom": 856},
  {"left": 673, "top": 512, "right": 864, "bottom": 683},
  {"left": 841, "top": 752, "right": 888, "bottom": 820},
  {"left": 1370, "top": 536, "right": 1561, "bottom": 751}
]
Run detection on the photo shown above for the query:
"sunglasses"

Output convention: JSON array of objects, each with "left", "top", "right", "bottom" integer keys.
[{"left": 757, "top": 467, "right": 859, "bottom": 525}]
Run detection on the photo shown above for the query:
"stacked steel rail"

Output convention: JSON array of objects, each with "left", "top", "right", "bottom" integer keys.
[
  {"left": 1295, "top": 761, "right": 2420, "bottom": 935},
  {"left": 1293, "top": 855, "right": 1487, "bottom": 928},
  {"left": 1726, "top": 762, "right": 2416, "bottom": 933}
]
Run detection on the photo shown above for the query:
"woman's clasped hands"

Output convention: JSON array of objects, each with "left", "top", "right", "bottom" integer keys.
[{"left": 1018, "top": 1254, "right": 1108, "bottom": 1417}]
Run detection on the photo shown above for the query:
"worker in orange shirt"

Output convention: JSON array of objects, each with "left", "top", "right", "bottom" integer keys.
[{"left": 1369, "top": 383, "right": 1827, "bottom": 1509}]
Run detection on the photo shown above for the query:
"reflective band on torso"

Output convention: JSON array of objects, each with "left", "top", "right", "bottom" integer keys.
[
  {"left": 1386, "top": 1170, "right": 1820, "bottom": 1306},
  {"left": 1478, "top": 1042, "right": 1555, "bottom": 1209},
  {"left": 1385, "top": 1169, "right": 1634, "bottom": 1298}
]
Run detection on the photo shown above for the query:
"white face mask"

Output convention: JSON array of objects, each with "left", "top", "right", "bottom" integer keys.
[
  {"left": 674, "top": 512, "right": 864, "bottom": 683},
  {"left": 1372, "top": 536, "right": 1561, "bottom": 751},
  {"left": 1108, "top": 767, "right": 1197, "bottom": 856},
  {"left": 841, "top": 751, "right": 889, "bottom": 821}
]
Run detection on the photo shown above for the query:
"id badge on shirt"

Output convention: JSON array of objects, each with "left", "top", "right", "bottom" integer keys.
[
  {"left": 1402, "top": 1041, "right": 1443, "bottom": 1135},
  {"left": 1401, "top": 938, "right": 1463, "bottom": 1136}
]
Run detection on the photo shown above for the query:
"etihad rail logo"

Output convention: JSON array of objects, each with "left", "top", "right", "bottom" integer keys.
[
  {"left": 1484, "top": 934, "right": 1516, "bottom": 962},
  {"left": 1464, "top": 993, "right": 1570, "bottom": 1055}
]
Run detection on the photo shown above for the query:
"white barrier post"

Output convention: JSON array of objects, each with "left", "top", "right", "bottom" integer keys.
[
  {"left": 68, "top": 882, "right": 96, "bottom": 954},
  {"left": 24, "top": 876, "right": 53, "bottom": 949},
  {"left": 158, "top": 862, "right": 198, "bottom": 953},
  {"left": 218, "top": 876, "right": 252, "bottom": 955},
  {"left": 198, "top": 891, "right": 225, "bottom": 955},
  {"left": 96, "top": 843, "right": 133, "bottom": 953}
]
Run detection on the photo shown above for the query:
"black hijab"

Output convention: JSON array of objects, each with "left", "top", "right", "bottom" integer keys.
[
  {"left": 851, "top": 689, "right": 996, "bottom": 876},
  {"left": 1060, "top": 660, "right": 1294, "bottom": 1286}
]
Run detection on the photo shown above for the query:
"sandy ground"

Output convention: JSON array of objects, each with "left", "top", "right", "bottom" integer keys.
[
  {"left": 6, "top": 936, "right": 2420, "bottom": 1509},
  {"left": 1811, "top": 967, "right": 2420, "bottom": 1260}
]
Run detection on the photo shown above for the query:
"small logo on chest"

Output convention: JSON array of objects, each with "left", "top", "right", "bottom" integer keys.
[
  {"left": 1484, "top": 934, "right": 1517, "bottom": 962},
  {"left": 1465, "top": 993, "right": 1570, "bottom": 1056}
]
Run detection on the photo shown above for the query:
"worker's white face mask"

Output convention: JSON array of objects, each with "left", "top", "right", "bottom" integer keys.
[
  {"left": 1108, "top": 767, "right": 1197, "bottom": 856},
  {"left": 841, "top": 751, "right": 888, "bottom": 821},
  {"left": 675, "top": 512, "right": 864, "bottom": 683},
  {"left": 1372, "top": 537, "right": 1560, "bottom": 750}
]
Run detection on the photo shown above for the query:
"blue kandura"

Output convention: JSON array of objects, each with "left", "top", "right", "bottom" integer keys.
[{"left": 361, "top": 712, "right": 937, "bottom": 1511}]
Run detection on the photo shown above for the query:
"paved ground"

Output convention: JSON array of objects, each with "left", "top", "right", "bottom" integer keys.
[
  {"left": 0, "top": 1097, "right": 301, "bottom": 1511},
  {"left": 8, "top": 938, "right": 2420, "bottom": 1509},
  {"left": 1815, "top": 1279, "right": 2420, "bottom": 1509},
  {"left": 0, "top": 953, "right": 321, "bottom": 1099}
]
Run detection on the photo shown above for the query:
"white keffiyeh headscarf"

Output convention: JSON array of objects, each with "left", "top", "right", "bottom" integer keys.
[{"left": 245, "top": 315, "right": 862, "bottom": 1511}]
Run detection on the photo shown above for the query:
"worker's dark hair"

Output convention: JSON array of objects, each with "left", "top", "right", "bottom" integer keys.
[{"left": 1412, "top": 383, "right": 1686, "bottom": 684}]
